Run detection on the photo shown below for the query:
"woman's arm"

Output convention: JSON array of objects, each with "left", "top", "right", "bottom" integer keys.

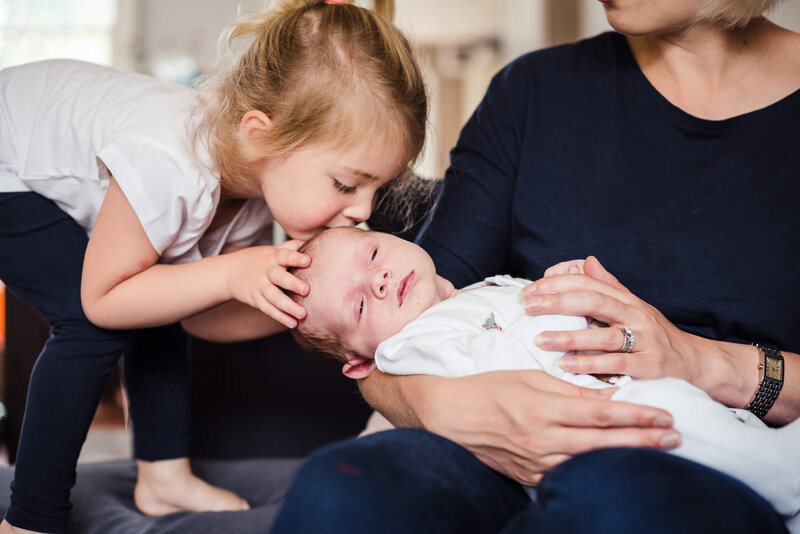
[
  {"left": 81, "top": 177, "right": 308, "bottom": 329},
  {"left": 359, "top": 369, "right": 680, "bottom": 486},
  {"left": 524, "top": 257, "right": 800, "bottom": 425}
]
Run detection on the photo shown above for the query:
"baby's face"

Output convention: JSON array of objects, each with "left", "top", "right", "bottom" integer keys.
[{"left": 302, "top": 228, "right": 455, "bottom": 357}]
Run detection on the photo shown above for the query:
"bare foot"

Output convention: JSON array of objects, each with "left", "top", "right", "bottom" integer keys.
[
  {"left": 0, "top": 520, "right": 44, "bottom": 534},
  {"left": 134, "top": 458, "right": 249, "bottom": 516}
]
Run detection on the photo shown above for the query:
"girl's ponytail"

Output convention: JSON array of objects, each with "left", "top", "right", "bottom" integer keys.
[{"left": 268, "top": 0, "right": 395, "bottom": 21}]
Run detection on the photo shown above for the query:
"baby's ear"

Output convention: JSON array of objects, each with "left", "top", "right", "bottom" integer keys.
[{"left": 342, "top": 357, "right": 377, "bottom": 380}]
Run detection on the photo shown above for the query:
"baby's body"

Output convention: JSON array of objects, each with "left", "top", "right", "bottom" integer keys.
[{"left": 292, "top": 228, "right": 800, "bottom": 529}]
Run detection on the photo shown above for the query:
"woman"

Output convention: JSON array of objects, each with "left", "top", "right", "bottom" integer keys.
[{"left": 272, "top": 0, "right": 800, "bottom": 531}]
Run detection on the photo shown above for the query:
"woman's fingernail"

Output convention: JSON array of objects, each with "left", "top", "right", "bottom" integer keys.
[
  {"left": 524, "top": 296, "right": 542, "bottom": 311},
  {"left": 535, "top": 333, "right": 555, "bottom": 348},
  {"left": 659, "top": 432, "right": 681, "bottom": 448},
  {"left": 653, "top": 415, "right": 673, "bottom": 428},
  {"left": 518, "top": 283, "right": 536, "bottom": 296},
  {"left": 556, "top": 356, "right": 576, "bottom": 372}
]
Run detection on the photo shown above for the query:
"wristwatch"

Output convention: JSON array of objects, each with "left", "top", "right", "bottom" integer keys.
[{"left": 745, "top": 344, "right": 784, "bottom": 418}]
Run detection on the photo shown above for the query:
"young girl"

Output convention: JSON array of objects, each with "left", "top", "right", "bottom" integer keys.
[{"left": 0, "top": 0, "right": 427, "bottom": 532}]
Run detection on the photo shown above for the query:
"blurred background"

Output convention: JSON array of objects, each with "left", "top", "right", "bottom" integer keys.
[{"left": 2, "top": 0, "right": 800, "bottom": 466}]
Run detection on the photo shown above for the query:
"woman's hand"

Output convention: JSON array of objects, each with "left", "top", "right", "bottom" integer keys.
[
  {"left": 523, "top": 256, "right": 707, "bottom": 385},
  {"left": 373, "top": 370, "right": 680, "bottom": 486},
  {"left": 224, "top": 240, "right": 310, "bottom": 328}
]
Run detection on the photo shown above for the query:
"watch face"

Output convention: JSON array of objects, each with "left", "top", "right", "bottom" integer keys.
[{"left": 766, "top": 357, "right": 783, "bottom": 380}]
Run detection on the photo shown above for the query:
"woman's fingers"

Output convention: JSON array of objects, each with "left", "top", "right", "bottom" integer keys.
[
  {"left": 524, "top": 289, "right": 631, "bottom": 326},
  {"left": 546, "top": 390, "right": 673, "bottom": 429},
  {"left": 535, "top": 325, "right": 632, "bottom": 353},
  {"left": 548, "top": 425, "right": 681, "bottom": 455},
  {"left": 557, "top": 352, "right": 667, "bottom": 379},
  {"left": 583, "top": 256, "right": 621, "bottom": 286},
  {"left": 525, "top": 270, "right": 631, "bottom": 304}
]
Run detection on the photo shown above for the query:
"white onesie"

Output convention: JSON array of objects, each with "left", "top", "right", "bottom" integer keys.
[
  {"left": 376, "top": 276, "right": 800, "bottom": 527},
  {"left": 0, "top": 59, "right": 272, "bottom": 263}
]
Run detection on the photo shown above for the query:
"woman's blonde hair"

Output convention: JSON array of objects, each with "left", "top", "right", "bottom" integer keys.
[
  {"left": 192, "top": 0, "right": 428, "bottom": 202},
  {"left": 695, "top": 0, "right": 785, "bottom": 28}
]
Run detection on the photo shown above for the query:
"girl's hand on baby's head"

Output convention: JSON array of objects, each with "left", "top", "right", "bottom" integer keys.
[
  {"left": 278, "top": 239, "right": 306, "bottom": 252},
  {"left": 225, "top": 245, "right": 311, "bottom": 328}
]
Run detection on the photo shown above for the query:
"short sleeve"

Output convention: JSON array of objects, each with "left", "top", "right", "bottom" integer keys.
[{"left": 97, "top": 133, "right": 217, "bottom": 259}]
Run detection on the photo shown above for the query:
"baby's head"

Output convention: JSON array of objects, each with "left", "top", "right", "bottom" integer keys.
[{"left": 289, "top": 227, "right": 455, "bottom": 379}]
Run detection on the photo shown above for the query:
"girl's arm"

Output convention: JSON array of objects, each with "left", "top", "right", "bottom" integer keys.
[
  {"left": 81, "top": 177, "right": 308, "bottom": 330},
  {"left": 180, "top": 301, "right": 286, "bottom": 342}
]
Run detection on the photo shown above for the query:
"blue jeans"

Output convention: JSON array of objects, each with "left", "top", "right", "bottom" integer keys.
[
  {"left": 272, "top": 429, "right": 788, "bottom": 533},
  {"left": 0, "top": 192, "right": 190, "bottom": 532}
]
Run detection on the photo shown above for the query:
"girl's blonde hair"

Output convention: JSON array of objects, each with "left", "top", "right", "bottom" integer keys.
[
  {"left": 193, "top": 0, "right": 428, "bottom": 204},
  {"left": 695, "top": 0, "right": 785, "bottom": 28}
]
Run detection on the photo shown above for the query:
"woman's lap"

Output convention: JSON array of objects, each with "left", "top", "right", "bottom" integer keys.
[
  {"left": 271, "top": 428, "right": 529, "bottom": 533},
  {"left": 273, "top": 429, "right": 788, "bottom": 534}
]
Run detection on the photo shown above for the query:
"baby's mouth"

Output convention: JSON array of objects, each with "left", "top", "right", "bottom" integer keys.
[{"left": 397, "top": 271, "right": 414, "bottom": 306}]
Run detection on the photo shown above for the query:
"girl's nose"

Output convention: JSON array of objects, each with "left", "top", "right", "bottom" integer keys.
[
  {"left": 371, "top": 269, "right": 390, "bottom": 298},
  {"left": 342, "top": 192, "right": 374, "bottom": 224}
]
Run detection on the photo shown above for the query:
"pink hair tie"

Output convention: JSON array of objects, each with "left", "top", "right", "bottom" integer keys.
[{"left": 325, "top": 0, "right": 347, "bottom": 4}]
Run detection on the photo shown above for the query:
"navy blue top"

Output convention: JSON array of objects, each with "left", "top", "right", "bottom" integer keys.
[{"left": 418, "top": 32, "right": 800, "bottom": 352}]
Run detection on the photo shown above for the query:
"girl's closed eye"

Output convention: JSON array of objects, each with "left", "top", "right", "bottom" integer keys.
[
  {"left": 358, "top": 298, "right": 364, "bottom": 319},
  {"left": 333, "top": 178, "right": 357, "bottom": 195},
  {"left": 370, "top": 247, "right": 378, "bottom": 263}
]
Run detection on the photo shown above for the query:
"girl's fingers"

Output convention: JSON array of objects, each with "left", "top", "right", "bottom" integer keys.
[
  {"left": 269, "top": 266, "right": 309, "bottom": 297},
  {"left": 258, "top": 300, "right": 299, "bottom": 328},
  {"left": 535, "top": 325, "right": 629, "bottom": 353},
  {"left": 277, "top": 248, "right": 311, "bottom": 268},
  {"left": 260, "top": 281, "right": 306, "bottom": 320},
  {"left": 279, "top": 239, "right": 305, "bottom": 251}
]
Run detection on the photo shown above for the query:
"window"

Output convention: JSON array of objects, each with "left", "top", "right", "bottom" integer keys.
[{"left": 0, "top": 0, "right": 117, "bottom": 70}]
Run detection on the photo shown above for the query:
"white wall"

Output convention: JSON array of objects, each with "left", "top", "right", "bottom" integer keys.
[{"left": 120, "top": 0, "right": 800, "bottom": 176}]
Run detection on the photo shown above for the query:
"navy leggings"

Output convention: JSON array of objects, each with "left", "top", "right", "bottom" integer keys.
[
  {"left": 272, "top": 429, "right": 789, "bottom": 533},
  {"left": 0, "top": 192, "right": 190, "bottom": 533}
]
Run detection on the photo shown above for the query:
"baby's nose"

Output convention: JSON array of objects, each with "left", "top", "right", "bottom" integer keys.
[{"left": 372, "top": 270, "right": 391, "bottom": 298}]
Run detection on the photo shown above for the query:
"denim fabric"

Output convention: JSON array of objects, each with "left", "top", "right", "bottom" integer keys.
[
  {"left": 272, "top": 430, "right": 788, "bottom": 534},
  {"left": 271, "top": 428, "right": 529, "bottom": 534}
]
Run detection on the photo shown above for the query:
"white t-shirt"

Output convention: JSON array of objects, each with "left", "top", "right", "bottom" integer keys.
[{"left": 0, "top": 59, "right": 272, "bottom": 263}]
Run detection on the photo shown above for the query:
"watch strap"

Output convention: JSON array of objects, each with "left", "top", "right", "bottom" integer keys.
[{"left": 745, "top": 343, "right": 784, "bottom": 419}]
